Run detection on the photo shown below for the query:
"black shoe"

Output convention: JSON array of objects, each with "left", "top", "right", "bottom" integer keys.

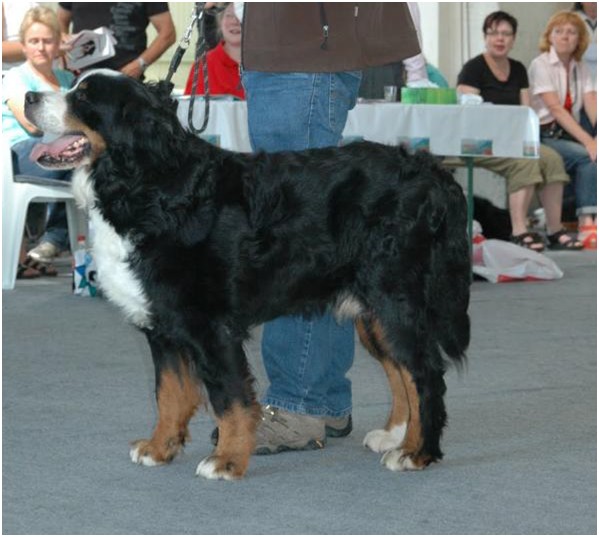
[
  {"left": 325, "top": 414, "right": 352, "bottom": 438},
  {"left": 210, "top": 427, "right": 219, "bottom": 446}
]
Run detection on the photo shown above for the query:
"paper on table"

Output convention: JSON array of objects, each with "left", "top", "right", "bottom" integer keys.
[{"left": 65, "top": 27, "right": 116, "bottom": 71}]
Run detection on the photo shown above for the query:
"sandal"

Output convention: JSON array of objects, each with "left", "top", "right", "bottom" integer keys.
[
  {"left": 510, "top": 231, "right": 545, "bottom": 252},
  {"left": 578, "top": 225, "right": 597, "bottom": 250},
  {"left": 23, "top": 256, "right": 59, "bottom": 277},
  {"left": 17, "top": 263, "right": 41, "bottom": 280},
  {"left": 546, "top": 229, "right": 584, "bottom": 251}
]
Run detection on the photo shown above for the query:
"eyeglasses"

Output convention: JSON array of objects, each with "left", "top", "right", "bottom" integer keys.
[
  {"left": 551, "top": 27, "right": 579, "bottom": 37},
  {"left": 485, "top": 31, "right": 514, "bottom": 38}
]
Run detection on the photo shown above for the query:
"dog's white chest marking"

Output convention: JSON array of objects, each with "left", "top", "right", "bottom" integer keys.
[{"left": 73, "top": 168, "right": 152, "bottom": 329}]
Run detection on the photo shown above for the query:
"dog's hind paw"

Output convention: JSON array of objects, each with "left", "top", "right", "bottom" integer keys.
[
  {"left": 380, "top": 448, "right": 430, "bottom": 471},
  {"left": 363, "top": 424, "right": 406, "bottom": 453},
  {"left": 195, "top": 455, "right": 242, "bottom": 481}
]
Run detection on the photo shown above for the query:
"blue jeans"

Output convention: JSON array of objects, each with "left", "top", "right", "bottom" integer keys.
[
  {"left": 540, "top": 136, "right": 597, "bottom": 217},
  {"left": 12, "top": 139, "right": 71, "bottom": 250},
  {"left": 242, "top": 70, "right": 361, "bottom": 417}
]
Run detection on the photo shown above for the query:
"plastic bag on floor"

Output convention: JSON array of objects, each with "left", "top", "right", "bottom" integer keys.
[{"left": 472, "top": 239, "right": 563, "bottom": 283}]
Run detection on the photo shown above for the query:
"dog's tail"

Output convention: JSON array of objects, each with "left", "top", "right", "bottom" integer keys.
[
  {"left": 367, "top": 152, "right": 470, "bottom": 372},
  {"left": 422, "top": 164, "right": 471, "bottom": 367}
]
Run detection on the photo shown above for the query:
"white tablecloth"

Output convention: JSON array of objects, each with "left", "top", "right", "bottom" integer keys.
[{"left": 177, "top": 97, "right": 540, "bottom": 159}]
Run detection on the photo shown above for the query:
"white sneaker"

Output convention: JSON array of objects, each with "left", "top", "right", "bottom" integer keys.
[{"left": 27, "top": 242, "right": 61, "bottom": 264}]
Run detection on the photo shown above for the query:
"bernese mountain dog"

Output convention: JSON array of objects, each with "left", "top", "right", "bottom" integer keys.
[{"left": 24, "top": 70, "right": 471, "bottom": 480}]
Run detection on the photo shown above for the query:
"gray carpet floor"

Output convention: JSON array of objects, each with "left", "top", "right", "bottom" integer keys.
[{"left": 2, "top": 251, "right": 596, "bottom": 534}]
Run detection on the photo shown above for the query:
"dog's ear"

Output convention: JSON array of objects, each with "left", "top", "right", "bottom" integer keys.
[
  {"left": 146, "top": 80, "right": 175, "bottom": 104},
  {"left": 155, "top": 80, "right": 174, "bottom": 98}
]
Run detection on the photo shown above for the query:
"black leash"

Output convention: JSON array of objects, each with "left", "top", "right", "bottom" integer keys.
[{"left": 165, "top": 3, "right": 222, "bottom": 135}]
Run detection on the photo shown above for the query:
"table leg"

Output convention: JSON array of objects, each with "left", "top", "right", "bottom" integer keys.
[{"left": 465, "top": 157, "right": 474, "bottom": 260}]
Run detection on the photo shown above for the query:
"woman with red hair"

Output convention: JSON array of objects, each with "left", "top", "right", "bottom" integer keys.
[{"left": 529, "top": 11, "right": 597, "bottom": 249}]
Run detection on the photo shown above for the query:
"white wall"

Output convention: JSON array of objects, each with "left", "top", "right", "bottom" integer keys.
[{"left": 419, "top": 1, "right": 572, "bottom": 85}]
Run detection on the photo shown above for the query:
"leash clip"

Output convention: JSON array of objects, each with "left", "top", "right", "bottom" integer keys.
[
  {"left": 165, "top": 4, "right": 204, "bottom": 85},
  {"left": 180, "top": 5, "right": 203, "bottom": 50}
]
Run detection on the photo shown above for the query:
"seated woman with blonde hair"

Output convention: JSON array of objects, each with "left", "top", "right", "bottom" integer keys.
[
  {"left": 2, "top": 6, "right": 74, "bottom": 277},
  {"left": 529, "top": 10, "right": 597, "bottom": 249}
]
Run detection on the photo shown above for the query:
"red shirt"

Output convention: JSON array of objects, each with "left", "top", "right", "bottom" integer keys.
[{"left": 184, "top": 42, "right": 244, "bottom": 99}]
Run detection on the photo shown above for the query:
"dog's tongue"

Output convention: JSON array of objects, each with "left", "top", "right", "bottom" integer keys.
[{"left": 30, "top": 135, "right": 83, "bottom": 162}]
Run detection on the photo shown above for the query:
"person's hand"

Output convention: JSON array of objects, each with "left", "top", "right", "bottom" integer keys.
[
  {"left": 584, "top": 138, "right": 596, "bottom": 162},
  {"left": 406, "top": 79, "right": 439, "bottom": 89},
  {"left": 120, "top": 60, "right": 145, "bottom": 79},
  {"left": 59, "top": 33, "right": 74, "bottom": 54}
]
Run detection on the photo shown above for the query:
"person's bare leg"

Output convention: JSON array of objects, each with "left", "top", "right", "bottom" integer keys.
[
  {"left": 508, "top": 185, "right": 535, "bottom": 236},
  {"left": 539, "top": 182, "right": 565, "bottom": 235}
]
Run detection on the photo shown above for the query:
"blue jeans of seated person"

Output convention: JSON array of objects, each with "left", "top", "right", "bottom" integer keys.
[
  {"left": 12, "top": 139, "right": 71, "bottom": 251},
  {"left": 540, "top": 135, "right": 597, "bottom": 217},
  {"left": 242, "top": 70, "right": 361, "bottom": 418},
  {"left": 580, "top": 108, "right": 596, "bottom": 137}
]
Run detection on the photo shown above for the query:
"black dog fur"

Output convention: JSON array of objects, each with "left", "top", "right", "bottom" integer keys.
[{"left": 24, "top": 73, "right": 471, "bottom": 479}]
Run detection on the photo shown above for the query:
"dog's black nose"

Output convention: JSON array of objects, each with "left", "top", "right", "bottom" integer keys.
[{"left": 25, "top": 91, "right": 40, "bottom": 105}]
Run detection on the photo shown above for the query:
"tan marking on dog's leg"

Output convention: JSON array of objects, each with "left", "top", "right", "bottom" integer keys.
[
  {"left": 196, "top": 402, "right": 261, "bottom": 480},
  {"left": 130, "top": 361, "right": 202, "bottom": 466},
  {"left": 357, "top": 317, "right": 409, "bottom": 452},
  {"left": 398, "top": 367, "right": 424, "bottom": 455},
  {"left": 355, "top": 316, "right": 388, "bottom": 360},
  {"left": 381, "top": 366, "right": 432, "bottom": 471},
  {"left": 382, "top": 359, "right": 410, "bottom": 430}
]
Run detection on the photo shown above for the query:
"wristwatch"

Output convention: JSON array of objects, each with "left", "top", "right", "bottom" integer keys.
[{"left": 137, "top": 57, "right": 148, "bottom": 72}]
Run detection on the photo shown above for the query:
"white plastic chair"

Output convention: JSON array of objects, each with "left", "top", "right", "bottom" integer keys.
[{"left": 2, "top": 139, "right": 87, "bottom": 289}]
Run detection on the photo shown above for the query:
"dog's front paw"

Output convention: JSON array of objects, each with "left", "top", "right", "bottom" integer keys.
[
  {"left": 195, "top": 455, "right": 247, "bottom": 480},
  {"left": 363, "top": 424, "right": 406, "bottom": 453},
  {"left": 380, "top": 448, "right": 431, "bottom": 472},
  {"left": 129, "top": 438, "right": 183, "bottom": 466},
  {"left": 130, "top": 440, "right": 164, "bottom": 466}
]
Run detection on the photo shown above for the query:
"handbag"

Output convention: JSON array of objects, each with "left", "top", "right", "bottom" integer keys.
[{"left": 540, "top": 121, "right": 577, "bottom": 143}]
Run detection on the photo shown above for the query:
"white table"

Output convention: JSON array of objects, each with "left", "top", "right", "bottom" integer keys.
[
  {"left": 344, "top": 102, "right": 540, "bottom": 159},
  {"left": 177, "top": 98, "right": 540, "bottom": 244},
  {"left": 177, "top": 97, "right": 540, "bottom": 157}
]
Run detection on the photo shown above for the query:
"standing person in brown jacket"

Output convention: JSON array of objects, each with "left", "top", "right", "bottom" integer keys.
[{"left": 210, "top": 3, "right": 421, "bottom": 455}]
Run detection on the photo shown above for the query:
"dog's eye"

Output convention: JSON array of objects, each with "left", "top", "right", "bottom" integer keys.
[{"left": 74, "top": 90, "right": 88, "bottom": 102}]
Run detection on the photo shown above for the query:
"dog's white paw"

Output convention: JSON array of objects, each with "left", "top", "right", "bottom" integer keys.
[
  {"left": 195, "top": 456, "right": 236, "bottom": 481},
  {"left": 129, "top": 445, "right": 162, "bottom": 467},
  {"left": 363, "top": 424, "right": 406, "bottom": 453},
  {"left": 380, "top": 448, "right": 424, "bottom": 472}
]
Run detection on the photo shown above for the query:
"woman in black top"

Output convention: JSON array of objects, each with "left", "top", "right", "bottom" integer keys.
[{"left": 457, "top": 11, "right": 582, "bottom": 250}]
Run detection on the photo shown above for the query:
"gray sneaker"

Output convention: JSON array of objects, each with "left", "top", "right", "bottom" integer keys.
[
  {"left": 254, "top": 405, "right": 326, "bottom": 455},
  {"left": 209, "top": 408, "right": 350, "bottom": 450}
]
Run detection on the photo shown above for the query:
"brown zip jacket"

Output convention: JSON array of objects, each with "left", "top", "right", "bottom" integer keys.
[{"left": 242, "top": 2, "right": 421, "bottom": 73}]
